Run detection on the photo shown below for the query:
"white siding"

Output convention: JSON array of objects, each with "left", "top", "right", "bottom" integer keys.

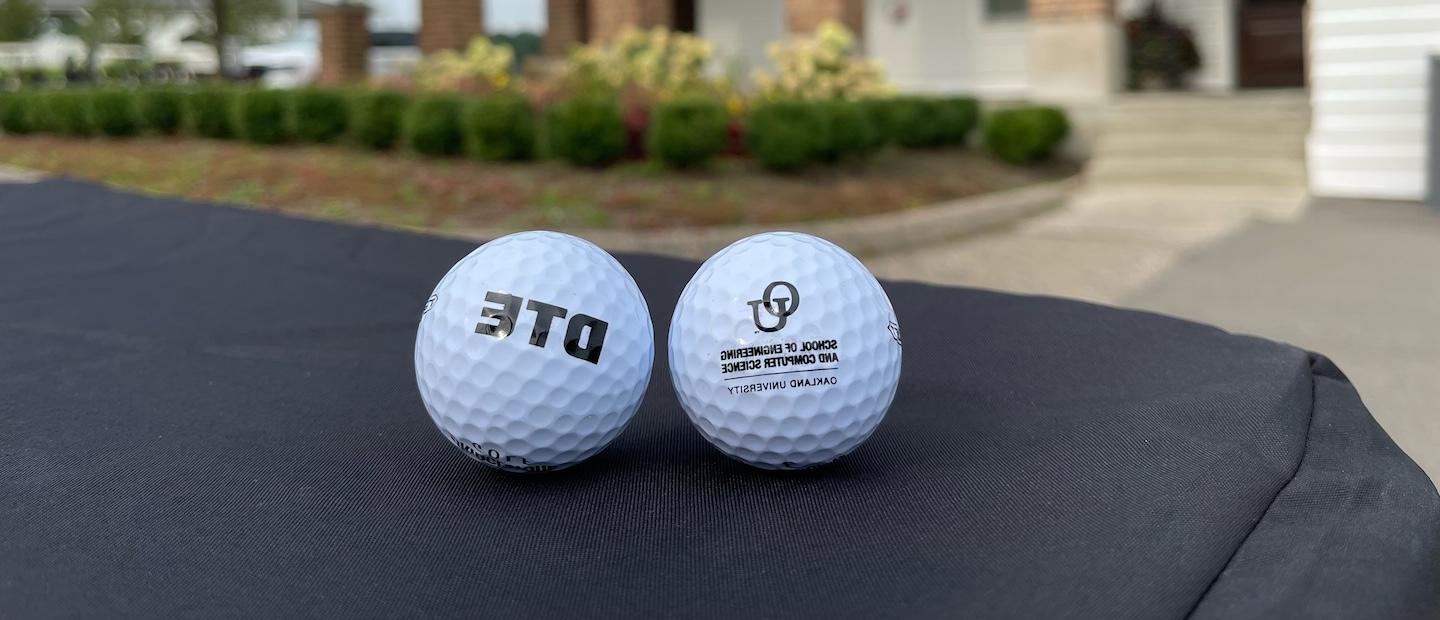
[
  {"left": 697, "top": 0, "right": 786, "bottom": 82},
  {"left": 865, "top": 0, "right": 1028, "bottom": 98},
  {"left": 1308, "top": 0, "right": 1440, "bottom": 199},
  {"left": 1117, "top": 0, "right": 1236, "bottom": 91},
  {"left": 975, "top": 18, "right": 1030, "bottom": 97}
]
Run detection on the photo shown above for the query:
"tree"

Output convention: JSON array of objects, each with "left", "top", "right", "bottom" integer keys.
[
  {"left": 189, "top": 0, "right": 284, "bottom": 78},
  {"left": 0, "top": 0, "right": 41, "bottom": 42}
]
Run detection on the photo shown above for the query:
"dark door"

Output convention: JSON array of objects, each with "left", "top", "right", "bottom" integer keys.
[
  {"left": 1238, "top": 0, "right": 1307, "bottom": 89},
  {"left": 672, "top": 0, "right": 696, "bottom": 33}
]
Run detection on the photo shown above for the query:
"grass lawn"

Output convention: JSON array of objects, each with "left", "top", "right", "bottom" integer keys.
[{"left": 0, "top": 136, "right": 1075, "bottom": 233}]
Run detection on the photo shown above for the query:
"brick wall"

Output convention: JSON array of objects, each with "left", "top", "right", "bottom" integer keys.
[
  {"left": 786, "top": 0, "right": 864, "bottom": 37},
  {"left": 544, "top": 0, "right": 588, "bottom": 54},
  {"left": 588, "top": 0, "right": 672, "bottom": 42},
  {"left": 1030, "top": 0, "right": 1113, "bottom": 19},
  {"left": 316, "top": 4, "right": 369, "bottom": 85},
  {"left": 419, "top": 0, "right": 484, "bottom": 54}
]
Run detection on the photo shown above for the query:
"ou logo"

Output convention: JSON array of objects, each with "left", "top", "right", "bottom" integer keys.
[{"left": 747, "top": 281, "right": 800, "bottom": 333}]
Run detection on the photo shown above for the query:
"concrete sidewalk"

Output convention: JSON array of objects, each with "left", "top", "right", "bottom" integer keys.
[
  {"left": 870, "top": 197, "right": 1440, "bottom": 481},
  {"left": 1124, "top": 199, "right": 1440, "bottom": 481}
]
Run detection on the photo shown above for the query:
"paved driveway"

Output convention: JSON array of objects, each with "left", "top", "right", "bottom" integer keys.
[
  {"left": 872, "top": 197, "right": 1440, "bottom": 482},
  {"left": 1124, "top": 199, "right": 1440, "bottom": 482}
]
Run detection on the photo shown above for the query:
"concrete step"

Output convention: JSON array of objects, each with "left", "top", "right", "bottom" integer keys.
[
  {"left": 1069, "top": 185, "right": 1309, "bottom": 221},
  {"left": 1105, "top": 92, "right": 1310, "bottom": 114},
  {"left": 1100, "top": 114, "right": 1310, "bottom": 135},
  {"left": 1087, "top": 156, "right": 1308, "bottom": 188},
  {"left": 1093, "top": 133, "right": 1307, "bottom": 159},
  {"left": 1084, "top": 94, "right": 1312, "bottom": 218}
]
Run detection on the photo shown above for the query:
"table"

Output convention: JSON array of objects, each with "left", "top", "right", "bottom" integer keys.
[{"left": 2, "top": 180, "right": 1437, "bottom": 618}]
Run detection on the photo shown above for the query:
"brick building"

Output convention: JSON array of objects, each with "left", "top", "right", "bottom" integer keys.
[
  {"left": 321, "top": 0, "right": 1437, "bottom": 200},
  {"left": 412, "top": 0, "right": 860, "bottom": 56}
]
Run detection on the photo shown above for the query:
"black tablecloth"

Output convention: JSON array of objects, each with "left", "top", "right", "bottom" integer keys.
[{"left": 2, "top": 180, "right": 1437, "bottom": 619}]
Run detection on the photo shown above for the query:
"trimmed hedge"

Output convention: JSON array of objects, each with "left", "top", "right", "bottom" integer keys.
[
  {"left": 185, "top": 87, "right": 236, "bottom": 139},
  {"left": 236, "top": 89, "right": 291, "bottom": 144},
  {"left": 90, "top": 89, "right": 140, "bottom": 137},
  {"left": 0, "top": 85, "right": 1059, "bottom": 174},
  {"left": 463, "top": 91, "right": 534, "bottom": 161},
  {"left": 813, "top": 100, "right": 878, "bottom": 162},
  {"left": 857, "top": 98, "right": 896, "bottom": 151},
  {"left": 889, "top": 96, "right": 943, "bottom": 148},
  {"left": 350, "top": 90, "right": 408, "bottom": 150},
  {"left": 881, "top": 96, "right": 979, "bottom": 148},
  {"left": 747, "top": 101, "right": 821, "bottom": 172},
  {"left": 647, "top": 96, "right": 728, "bottom": 169},
  {"left": 0, "top": 90, "right": 36, "bottom": 135},
  {"left": 935, "top": 96, "right": 979, "bottom": 146},
  {"left": 984, "top": 105, "right": 1070, "bottom": 165},
  {"left": 1035, "top": 106, "right": 1070, "bottom": 147},
  {"left": 405, "top": 94, "right": 464, "bottom": 156},
  {"left": 291, "top": 88, "right": 349, "bottom": 143},
  {"left": 41, "top": 91, "right": 94, "bottom": 137},
  {"left": 137, "top": 89, "right": 184, "bottom": 134},
  {"left": 545, "top": 95, "right": 626, "bottom": 167}
]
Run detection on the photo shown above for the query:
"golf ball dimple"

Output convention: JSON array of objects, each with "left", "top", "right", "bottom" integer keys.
[
  {"left": 669, "top": 232, "right": 902, "bottom": 470},
  {"left": 414, "top": 231, "right": 654, "bottom": 473}
]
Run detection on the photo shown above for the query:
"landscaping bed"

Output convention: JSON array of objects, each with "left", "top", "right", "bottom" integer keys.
[
  {"left": 0, "top": 135, "right": 1074, "bottom": 231},
  {"left": 0, "top": 24, "right": 1079, "bottom": 234}
]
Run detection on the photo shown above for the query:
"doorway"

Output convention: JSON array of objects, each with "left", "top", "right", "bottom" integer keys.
[
  {"left": 1237, "top": 0, "right": 1307, "bottom": 89},
  {"left": 672, "top": 0, "right": 696, "bottom": 33}
]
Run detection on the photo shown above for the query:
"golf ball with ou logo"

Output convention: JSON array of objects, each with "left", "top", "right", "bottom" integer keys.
[
  {"left": 414, "top": 231, "right": 654, "bottom": 473},
  {"left": 669, "top": 232, "right": 902, "bottom": 469}
]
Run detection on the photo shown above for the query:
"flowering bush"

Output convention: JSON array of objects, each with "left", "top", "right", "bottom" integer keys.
[
  {"left": 753, "top": 21, "right": 891, "bottom": 101},
  {"left": 415, "top": 36, "right": 516, "bottom": 92},
  {"left": 564, "top": 26, "right": 714, "bottom": 99}
]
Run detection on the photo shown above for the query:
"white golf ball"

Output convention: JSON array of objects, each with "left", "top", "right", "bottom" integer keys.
[
  {"left": 414, "top": 231, "right": 654, "bottom": 473},
  {"left": 669, "top": 232, "right": 902, "bottom": 469}
]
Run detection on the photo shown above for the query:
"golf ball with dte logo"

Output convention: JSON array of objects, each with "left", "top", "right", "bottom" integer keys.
[
  {"left": 414, "top": 231, "right": 654, "bottom": 473},
  {"left": 669, "top": 232, "right": 902, "bottom": 469}
]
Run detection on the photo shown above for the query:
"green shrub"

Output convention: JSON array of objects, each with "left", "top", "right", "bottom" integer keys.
[
  {"left": 747, "top": 100, "right": 822, "bottom": 172},
  {"left": 544, "top": 95, "right": 626, "bottom": 167},
  {"left": 889, "top": 96, "right": 944, "bottom": 148},
  {"left": 935, "top": 96, "right": 979, "bottom": 146},
  {"left": 984, "top": 106, "right": 1070, "bottom": 165},
  {"left": 1125, "top": 4, "right": 1201, "bottom": 90},
  {"left": 89, "top": 89, "right": 139, "bottom": 137},
  {"left": 646, "top": 96, "right": 727, "bottom": 169},
  {"left": 185, "top": 87, "right": 236, "bottom": 139},
  {"left": 235, "top": 89, "right": 291, "bottom": 144},
  {"left": 40, "top": 91, "right": 94, "bottom": 137},
  {"left": 137, "top": 88, "right": 183, "bottom": 134},
  {"left": 291, "top": 88, "right": 349, "bottom": 143},
  {"left": 858, "top": 98, "right": 897, "bottom": 150},
  {"left": 405, "top": 93, "right": 464, "bottom": 156},
  {"left": 463, "top": 91, "right": 535, "bottom": 161},
  {"left": 1034, "top": 105, "right": 1070, "bottom": 147},
  {"left": 813, "top": 100, "right": 878, "bottom": 162},
  {"left": 350, "top": 90, "right": 408, "bottom": 150},
  {"left": 0, "top": 91, "right": 36, "bottom": 135}
]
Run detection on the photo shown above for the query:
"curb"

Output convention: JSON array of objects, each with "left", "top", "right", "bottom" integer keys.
[
  {"left": 458, "top": 177, "right": 1079, "bottom": 260},
  {"left": 0, "top": 164, "right": 45, "bottom": 184},
  {"left": 11, "top": 161, "right": 1074, "bottom": 260}
]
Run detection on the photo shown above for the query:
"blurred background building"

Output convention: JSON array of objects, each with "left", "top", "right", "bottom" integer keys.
[{"left": 305, "top": 0, "right": 1434, "bottom": 203}]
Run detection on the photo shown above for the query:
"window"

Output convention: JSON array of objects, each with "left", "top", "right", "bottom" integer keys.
[{"left": 986, "top": 0, "right": 1028, "bottom": 20}]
